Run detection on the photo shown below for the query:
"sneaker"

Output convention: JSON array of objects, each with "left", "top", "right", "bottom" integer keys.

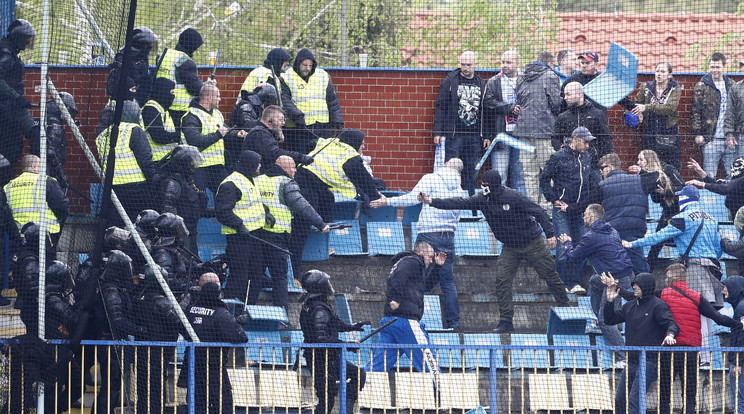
[
  {"left": 613, "top": 360, "right": 627, "bottom": 370},
  {"left": 493, "top": 320, "right": 513, "bottom": 334},
  {"left": 700, "top": 362, "right": 711, "bottom": 369},
  {"left": 569, "top": 285, "right": 587, "bottom": 295}
]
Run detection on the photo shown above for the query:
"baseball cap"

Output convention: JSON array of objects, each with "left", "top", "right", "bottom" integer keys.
[
  {"left": 572, "top": 126, "right": 596, "bottom": 142},
  {"left": 675, "top": 185, "right": 700, "bottom": 201},
  {"left": 579, "top": 50, "right": 599, "bottom": 62}
]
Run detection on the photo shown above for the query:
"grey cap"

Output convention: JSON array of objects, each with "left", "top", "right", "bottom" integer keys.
[{"left": 572, "top": 126, "right": 596, "bottom": 142}]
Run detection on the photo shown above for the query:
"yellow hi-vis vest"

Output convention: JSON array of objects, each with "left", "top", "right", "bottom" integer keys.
[
  {"left": 254, "top": 174, "right": 291, "bottom": 233},
  {"left": 4, "top": 172, "right": 61, "bottom": 234},
  {"left": 240, "top": 66, "right": 273, "bottom": 94},
  {"left": 219, "top": 172, "right": 265, "bottom": 234},
  {"left": 156, "top": 49, "right": 193, "bottom": 112},
  {"left": 181, "top": 107, "right": 225, "bottom": 168},
  {"left": 96, "top": 123, "right": 147, "bottom": 185},
  {"left": 282, "top": 68, "right": 330, "bottom": 126},
  {"left": 304, "top": 138, "right": 358, "bottom": 199},
  {"left": 143, "top": 100, "right": 181, "bottom": 161}
]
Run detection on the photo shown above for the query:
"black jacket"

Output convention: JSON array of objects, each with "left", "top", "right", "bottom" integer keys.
[
  {"left": 173, "top": 44, "right": 203, "bottom": 98},
  {"left": 385, "top": 251, "right": 439, "bottom": 320},
  {"left": 128, "top": 126, "right": 158, "bottom": 183},
  {"left": 604, "top": 273, "right": 679, "bottom": 362},
  {"left": 134, "top": 290, "right": 182, "bottom": 342},
  {"left": 161, "top": 172, "right": 208, "bottom": 230},
  {"left": 282, "top": 48, "right": 343, "bottom": 127},
  {"left": 187, "top": 294, "right": 248, "bottom": 345},
  {"left": 551, "top": 100, "right": 612, "bottom": 165},
  {"left": 483, "top": 73, "right": 518, "bottom": 140},
  {"left": 540, "top": 144, "right": 599, "bottom": 213},
  {"left": 703, "top": 175, "right": 744, "bottom": 217},
  {"left": 46, "top": 175, "right": 70, "bottom": 225},
  {"left": 560, "top": 71, "right": 604, "bottom": 116},
  {"left": 300, "top": 295, "right": 358, "bottom": 344},
  {"left": 0, "top": 38, "right": 24, "bottom": 107},
  {"left": 264, "top": 164, "right": 326, "bottom": 230},
  {"left": 142, "top": 105, "right": 181, "bottom": 147},
  {"left": 181, "top": 101, "right": 224, "bottom": 151},
  {"left": 107, "top": 47, "right": 152, "bottom": 105},
  {"left": 433, "top": 68, "right": 486, "bottom": 139},
  {"left": 242, "top": 122, "right": 309, "bottom": 173},
  {"left": 430, "top": 188, "right": 553, "bottom": 248},
  {"left": 642, "top": 163, "right": 685, "bottom": 222},
  {"left": 100, "top": 280, "right": 146, "bottom": 340}
]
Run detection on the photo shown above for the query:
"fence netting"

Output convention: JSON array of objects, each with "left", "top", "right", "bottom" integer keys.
[{"left": 3, "top": 0, "right": 744, "bottom": 412}]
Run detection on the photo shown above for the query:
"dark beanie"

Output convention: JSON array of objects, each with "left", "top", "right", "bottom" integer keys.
[
  {"left": 338, "top": 128, "right": 365, "bottom": 151},
  {"left": 481, "top": 170, "right": 502, "bottom": 188},
  {"left": 178, "top": 28, "right": 203, "bottom": 54},
  {"left": 237, "top": 150, "right": 261, "bottom": 177}
]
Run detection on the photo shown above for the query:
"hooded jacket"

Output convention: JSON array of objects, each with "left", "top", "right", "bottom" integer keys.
[
  {"left": 242, "top": 121, "right": 309, "bottom": 173},
  {"left": 512, "top": 61, "right": 562, "bottom": 139},
  {"left": 724, "top": 276, "right": 744, "bottom": 365},
  {"left": 142, "top": 77, "right": 181, "bottom": 146},
  {"left": 539, "top": 143, "right": 599, "bottom": 212},
  {"left": 691, "top": 73, "right": 733, "bottom": 142},
  {"left": 281, "top": 48, "right": 343, "bottom": 127},
  {"left": 725, "top": 79, "right": 744, "bottom": 139},
  {"left": 170, "top": 29, "right": 204, "bottom": 98},
  {"left": 604, "top": 273, "right": 679, "bottom": 362},
  {"left": 386, "top": 166, "right": 462, "bottom": 233},
  {"left": 634, "top": 79, "right": 681, "bottom": 136},
  {"left": 263, "top": 163, "right": 326, "bottom": 230},
  {"left": 0, "top": 37, "right": 25, "bottom": 107},
  {"left": 430, "top": 177, "right": 554, "bottom": 248},
  {"left": 433, "top": 68, "right": 486, "bottom": 139},
  {"left": 215, "top": 150, "right": 262, "bottom": 232},
  {"left": 563, "top": 219, "right": 634, "bottom": 279},
  {"left": 385, "top": 251, "right": 440, "bottom": 320},
  {"left": 551, "top": 100, "right": 613, "bottom": 164},
  {"left": 703, "top": 174, "right": 744, "bottom": 217}
]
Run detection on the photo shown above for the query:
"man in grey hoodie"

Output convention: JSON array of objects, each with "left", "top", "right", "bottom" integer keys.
[
  {"left": 371, "top": 158, "right": 464, "bottom": 330},
  {"left": 513, "top": 51, "right": 562, "bottom": 208}
]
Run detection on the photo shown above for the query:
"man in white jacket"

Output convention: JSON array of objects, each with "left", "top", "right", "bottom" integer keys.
[{"left": 371, "top": 158, "right": 464, "bottom": 330}]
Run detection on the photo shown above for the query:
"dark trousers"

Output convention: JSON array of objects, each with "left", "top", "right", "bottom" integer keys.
[
  {"left": 107, "top": 183, "right": 153, "bottom": 227},
  {"left": 194, "top": 164, "right": 229, "bottom": 195},
  {"left": 289, "top": 169, "right": 333, "bottom": 276},
  {"left": 494, "top": 236, "right": 569, "bottom": 322},
  {"left": 643, "top": 134, "right": 681, "bottom": 171},
  {"left": 305, "top": 348, "right": 366, "bottom": 414},
  {"left": 190, "top": 349, "right": 234, "bottom": 414},
  {"left": 225, "top": 233, "right": 263, "bottom": 302},
  {"left": 135, "top": 345, "right": 174, "bottom": 414},
  {"left": 445, "top": 134, "right": 481, "bottom": 195},
  {"left": 255, "top": 229, "right": 290, "bottom": 309},
  {"left": 658, "top": 349, "right": 699, "bottom": 414},
  {"left": 93, "top": 344, "right": 123, "bottom": 414}
]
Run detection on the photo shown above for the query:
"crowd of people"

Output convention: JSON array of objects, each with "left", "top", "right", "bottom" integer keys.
[{"left": 5, "top": 15, "right": 744, "bottom": 413}]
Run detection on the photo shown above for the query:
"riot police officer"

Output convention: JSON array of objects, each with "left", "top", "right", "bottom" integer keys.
[
  {"left": 151, "top": 212, "right": 194, "bottom": 294},
  {"left": 29, "top": 91, "right": 78, "bottom": 190},
  {"left": 300, "top": 270, "right": 367, "bottom": 414},
  {"left": 107, "top": 26, "right": 158, "bottom": 106}
]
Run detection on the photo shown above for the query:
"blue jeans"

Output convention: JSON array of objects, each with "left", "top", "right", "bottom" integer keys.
[
  {"left": 416, "top": 231, "right": 459, "bottom": 328},
  {"left": 616, "top": 358, "right": 658, "bottom": 414},
  {"left": 620, "top": 234, "right": 650, "bottom": 274},
  {"left": 553, "top": 208, "right": 586, "bottom": 288},
  {"left": 590, "top": 273, "right": 631, "bottom": 362},
  {"left": 366, "top": 316, "right": 438, "bottom": 373},
  {"left": 490, "top": 146, "right": 525, "bottom": 192},
  {"left": 703, "top": 138, "right": 740, "bottom": 179}
]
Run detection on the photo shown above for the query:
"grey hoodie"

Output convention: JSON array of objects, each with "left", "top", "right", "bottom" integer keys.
[
  {"left": 512, "top": 61, "right": 562, "bottom": 139},
  {"left": 386, "top": 167, "right": 462, "bottom": 233}
]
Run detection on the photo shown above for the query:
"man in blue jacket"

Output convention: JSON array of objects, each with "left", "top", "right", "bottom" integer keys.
[{"left": 559, "top": 203, "right": 634, "bottom": 367}]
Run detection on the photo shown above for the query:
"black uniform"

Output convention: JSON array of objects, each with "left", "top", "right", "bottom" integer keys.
[
  {"left": 183, "top": 282, "right": 247, "bottom": 414},
  {"left": 29, "top": 94, "right": 77, "bottom": 190},
  {"left": 242, "top": 121, "right": 311, "bottom": 174},
  {"left": 107, "top": 48, "right": 153, "bottom": 106},
  {"left": 301, "top": 294, "right": 366, "bottom": 414}
]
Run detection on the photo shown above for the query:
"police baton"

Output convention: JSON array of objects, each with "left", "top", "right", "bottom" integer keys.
[
  {"left": 358, "top": 317, "right": 398, "bottom": 344},
  {"left": 328, "top": 223, "right": 352, "bottom": 231},
  {"left": 246, "top": 231, "right": 292, "bottom": 255},
  {"left": 296, "top": 128, "right": 343, "bottom": 168}
]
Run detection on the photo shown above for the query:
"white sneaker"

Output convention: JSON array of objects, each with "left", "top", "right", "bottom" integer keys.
[
  {"left": 569, "top": 285, "right": 587, "bottom": 295},
  {"left": 613, "top": 360, "right": 627, "bottom": 370}
]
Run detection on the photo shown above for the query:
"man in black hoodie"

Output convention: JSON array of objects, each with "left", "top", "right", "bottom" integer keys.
[
  {"left": 143, "top": 77, "right": 182, "bottom": 164},
  {"left": 420, "top": 169, "right": 570, "bottom": 333},
  {"left": 155, "top": 28, "right": 205, "bottom": 126},
  {"left": 290, "top": 128, "right": 380, "bottom": 274},
  {"left": 367, "top": 241, "right": 445, "bottom": 375},
  {"left": 433, "top": 50, "right": 486, "bottom": 195},
  {"left": 239, "top": 48, "right": 291, "bottom": 100},
  {"left": 552, "top": 81, "right": 612, "bottom": 165},
  {"left": 254, "top": 155, "right": 329, "bottom": 309},
  {"left": 604, "top": 273, "right": 679, "bottom": 414},
  {"left": 282, "top": 48, "right": 344, "bottom": 153},
  {"left": 242, "top": 104, "right": 313, "bottom": 173},
  {"left": 215, "top": 150, "right": 266, "bottom": 301}
]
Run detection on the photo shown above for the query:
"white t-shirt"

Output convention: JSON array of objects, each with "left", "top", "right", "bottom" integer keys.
[{"left": 715, "top": 80, "right": 727, "bottom": 140}]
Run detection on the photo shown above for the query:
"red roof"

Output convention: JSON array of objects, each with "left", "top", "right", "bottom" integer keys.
[{"left": 402, "top": 11, "right": 744, "bottom": 72}]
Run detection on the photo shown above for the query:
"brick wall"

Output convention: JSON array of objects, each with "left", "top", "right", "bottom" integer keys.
[{"left": 24, "top": 66, "right": 736, "bottom": 214}]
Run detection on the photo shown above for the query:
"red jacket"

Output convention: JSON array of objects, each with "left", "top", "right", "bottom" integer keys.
[{"left": 661, "top": 281, "right": 702, "bottom": 346}]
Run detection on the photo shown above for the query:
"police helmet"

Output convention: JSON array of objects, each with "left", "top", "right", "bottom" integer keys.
[
  {"left": 136, "top": 209, "right": 160, "bottom": 236},
  {"left": 46, "top": 92, "right": 79, "bottom": 120},
  {"left": 20, "top": 222, "right": 40, "bottom": 244},
  {"left": 155, "top": 212, "right": 189, "bottom": 240},
  {"left": 132, "top": 26, "right": 158, "bottom": 52},
  {"left": 103, "top": 250, "right": 133, "bottom": 281},
  {"left": 170, "top": 145, "right": 205, "bottom": 171},
  {"left": 47, "top": 260, "right": 70, "bottom": 287},
  {"left": 254, "top": 83, "right": 278, "bottom": 106},
  {"left": 7, "top": 19, "right": 36, "bottom": 50},
  {"left": 143, "top": 264, "right": 166, "bottom": 288},
  {"left": 104, "top": 226, "right": 130, "bottom": 250},
  {"left": 300, "top": 270, "right": 334, "bottom": 295}
]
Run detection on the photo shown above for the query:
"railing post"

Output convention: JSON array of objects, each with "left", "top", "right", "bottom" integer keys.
[
  {"left": 339, "top": 344, "right": 348, "bottom": 414},
  {"left": 490, "top": 348, "right": 499, "bottom": 412},
  {"left": 187, "top": 344, "right": 196, "bottom": 414},
  {"left": 639, "top": 349, "right": 647, "bottom": 413}
]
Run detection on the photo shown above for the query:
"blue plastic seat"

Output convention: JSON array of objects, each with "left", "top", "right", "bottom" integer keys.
[
  {"left": 244, "top": 331, "right": 286, "bottom": 364},
  {"left": 366, "top": 222, "right": 405, "bottom": 256},
  {"left": 595, "top": 335, "right": 623, "bottom": 369},
  {"left": 402, "top": 204, "right": 422, "bottom": 227},
  {"left": 333, "top": 193, "right": 360, "bottom": 221},
  {"left": 79, "top": 253, "right": 89, "bottom": 264},
  {"left": 463, "top": 334, "right": 504, "bottom": 369},
  {"left": 242, "top": 305, "right": 288, "bottom": 331},
  {"left": 90, "top": 183, "right": 103, "bottom": 216},
  {"left": 302, "top": 231, "right": 329, "bottom": 261},
  {"left": 699, "top": 189, "right": 729, "bottom": 223},
  {"left": 329, "top": 220, "right": 367, "bottom": 256},
  {"left": 334, "top": 293, "right": 354, "bottom": 325},
  {"left": 709, "top": 334, "right": 725, "bottom": 370},
  {"left": 647, "top": 195, "right": 662, "bottom": 222},
  {"left": 429, "top": 333, "right": 462, "bottom": 368},
  {"left": 577, "top": 296, "right": 592, "bottom": 310},
  {"left": 510, "top": 334, "right": 549, "bottom": 369},
  {"left": 553, "top": 334, "right": 595, "bottom": 369},
  {"left": 421, "top": 295, "right": 451, "bottom": 332},
  {"left": 582, "top": 42, "right": 638, "bottom": 109},
  {"left": 547, "top": 307, "right": 598, "bottom": 340},
  {"left": 455, "top": 221, "right": 495, "bottom": 257}
]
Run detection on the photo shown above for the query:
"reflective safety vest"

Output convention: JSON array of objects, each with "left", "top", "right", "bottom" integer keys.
[
  {"left": 4, "top": 172, "right": 61, "bottom": 234},
  {"left": 240, "top": 66, "right": 273, "bottom": 94},
  {"left": 143, "top": 100, "right": 181, "bottom": 161},
  {"left": 181, "top": 107, "right": 225, "bottom": 168},
  {"left": 254, "top": 174, "right": 291, "bottom": 233},
  {"left": 219, "top": 172, "right": 265, "bottom": 234},
  {"left": 96, "top": 122, "right": 147, "bottom": 185},
  {"left": 304, "top": 138, "right": 358, "bottom": 199},
  {"left": 156, "top": 49, "right": 194, "bottom": 112},
  {"left": 282, "top": 68, "right": 330, "bottom": 126}
]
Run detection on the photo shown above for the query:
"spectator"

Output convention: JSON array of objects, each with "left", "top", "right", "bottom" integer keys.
[
  {"left": 282, "top": 48, "right": 343, "bottom": 153},
  {"left": 722, "top": 209, "right": 744, "bottom": 276},
  {"left": 371, "top": 158, "right": 464, "bottom": 330},
  {"left": 687, "top": 156, "right": 744, "bottom": 220},
  {"left": 629, "top": 149, "right": 684, "bottom": 268},
  {"left": 623, "top": 185, "right": 725, "bottom": 366},
  {"left": 554, "top": 48, "right": 577, "bottom": 84},
  {"left": 725, "top": 69, "right": 744, "bottom": 160},
  {"left": 540, "top": 126, "right": 600, "bottom": 293},
  {"left": 597, "top": 153, "right": 650, "bottom": 274},
  {"left": 242, "top": 105, "right": 312, "bottom": 173},
  {"left": 552, "top": 81, "right": 613, "bottom": 166},
  {"left": 483, "top": 50, "right": 523, "bottom": 190},
  {"left": 722, "top": 276, "right": 744, "bottom": 413},
  {"left": 561, "top": 50, "right": 607, "bottom": 118},
  {"left": 603, "top": 272, "right": 679, "bottom": 414},
  {"left": 659, "top": 264, "right": 742, "bottom": 414},
  {"left": 558, "top": 203, "right": 633, "bottom": 367},
  {"left": 433, "top": 50, "right": 486, "bottom": 195},
  {"left": 630, "top": 62, "right": 682, "bottom": 170},
  {"left": 513, "top": 51, "right": 562, "bottom": 207},
  {"left": 692, "top": 52, "right": 735, "bottom": 179},
  {"left": 420, "top": 170, "right": 570, "bottom": 333}
]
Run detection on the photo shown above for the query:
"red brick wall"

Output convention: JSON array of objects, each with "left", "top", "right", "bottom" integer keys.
[{"left": 24, "top": 66, "right": 737, "bottom": 214}]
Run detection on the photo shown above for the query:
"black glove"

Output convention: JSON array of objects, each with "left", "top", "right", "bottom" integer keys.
[
  {"left": 237, "top": 225, "right": 251, "bottom": 234},
  {"left": 15, "top": 95, "right": 31, "bottom": 109},
  {"left": 352, "top": 321, "right": 370, "bottom": 331},
  {"left": 235, "top": 314, "right": 250, "bottom": 325},
  {"left": 300, "top": 155, "right": 314, "bottom": 165},
  {"left": 265, "top": 211, "right": 276, "bottom": 228}
]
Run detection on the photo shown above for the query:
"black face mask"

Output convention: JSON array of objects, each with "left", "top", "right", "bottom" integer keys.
[{"left": 159, "top": 92, "right": 175, "bottom": 110}]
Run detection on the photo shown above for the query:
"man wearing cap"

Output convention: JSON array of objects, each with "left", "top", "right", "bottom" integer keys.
[
  {"left": 155, "top": 28, "right": 206, "bottom": 127},
  {"left": 420, "top": 169, "right": 570, "bottom": 333},
  {"left": 561, "top": 50, "right": 605, "bottom": 117},
  {"left": 552, "top": 81, "right": 612, "bottom": 166},
  {"left": 540, "top": 126, "right": 600, "bottom": 294},
  {"left": 623, "top": 185, "right": 725, "bottom": 366}
]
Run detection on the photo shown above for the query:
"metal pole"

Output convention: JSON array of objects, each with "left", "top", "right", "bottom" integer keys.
[
  {"left": 489, "top": 349, "right": 499, "bottom": 412},
  {"left": 73, "top": 0, "right": 116, "bottom": 60},
  {"left": 340, "top": 0, "right": 347, "bottom": 66}
]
